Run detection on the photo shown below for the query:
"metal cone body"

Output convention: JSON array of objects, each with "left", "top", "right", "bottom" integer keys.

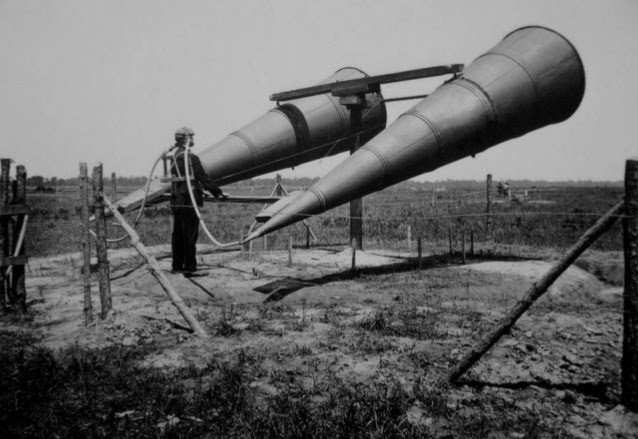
[
  {"left": 248, "top": 26, "right": 585, "bottom": 240},
  {"left": 116, "top": 68, "right": 387, "bottom": 212}
]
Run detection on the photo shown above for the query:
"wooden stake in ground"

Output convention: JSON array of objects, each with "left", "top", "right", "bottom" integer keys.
[
  {"left": 470, "top": 229, "right": 475, "bottom": 256},
  {"left": 417, "top": 237, "right": 422, "bottom": 270},
  {"left": 92, "top": 164, "right": 111, "bottom": 319},
  {"left": 622, "top": 158, "right": 638, "bottom": 411},
  {"left": 288, "top": 235, "right": 293, "bottom": 267},
  {"left": 442, "top": 201, "right": 624, "bottom": 384},
  {"left": 111, "top": 172, "right": 117, "bottom": 201},
  {"left": 102, "top": 195, "right": 209, "bottom": 339},
  {"left": 11, "top": 165, "right": 27, "bottom": 310},
  {"left": 79, "top": 163, "right": 93, "bottom": 324},
  {"left": 486, "top": 173, "right": 492, "bottom": 233},
  {"left": 407, "top": 225, "right": 412, "bottom": 253},
  {"left": 461, "top": 226, "right": 466, "bottom": 264},
  {"left": 351, "top": 238, "right": 357, "bottom": 272},
  {"left": 448, "top": 228, "right": 453, "bottom": 256},
  {"left": 0, "top": 159, "right": 10, "bottom": 310}
]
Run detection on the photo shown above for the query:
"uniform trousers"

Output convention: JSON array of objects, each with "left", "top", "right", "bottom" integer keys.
[{"left": 171, "top": 207, "right": 200, "bottom": 271}]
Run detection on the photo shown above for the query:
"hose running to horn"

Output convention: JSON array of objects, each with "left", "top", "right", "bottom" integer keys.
[
  {"left": 184, "top": 142, "right": 240, "bottom": 248},
  {"left": 102, "top": 150, "right": 168, "bottom": 244}
]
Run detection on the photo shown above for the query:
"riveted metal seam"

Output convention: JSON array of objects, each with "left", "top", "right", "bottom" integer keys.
[
  {"left": 307, "top": 187, "right": 327, "bottom": 211},
  {"left": 401, "top": 111, "right": 444, "bottom": 151},
  {"left": 476, "top": 51, "right": 539, "bottom": 115},
  {"left": 360, "top": 145, "right": 390, "bottom": 177},
  {"left": 450, "top": 78, "right": 498, "bottom": 125},
  {"left": 229, "top": 131, "right": 258, "bottom": 166}
]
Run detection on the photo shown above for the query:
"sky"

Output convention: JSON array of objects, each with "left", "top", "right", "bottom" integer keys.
[{"left": 1, "top": 0, "right": 637, "bottom": 182}]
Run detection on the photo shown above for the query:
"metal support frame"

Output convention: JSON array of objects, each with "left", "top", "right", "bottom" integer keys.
[
  {"left": 268, "top": 64, "right": 464, "bottom": 250},
  {"left": 343, "top": 96, "right": 365, "bottom": 250}
]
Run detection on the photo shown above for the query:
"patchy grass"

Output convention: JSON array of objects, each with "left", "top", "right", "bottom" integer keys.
[
  {"left": 358, "top": 306, "right": 446, "bottom": 340},
  {"left": 0, "top": 329, "right": 568, "bottom": 438}
]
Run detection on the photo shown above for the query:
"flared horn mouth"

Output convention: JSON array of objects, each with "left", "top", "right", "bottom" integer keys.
[{"left": 252, "top": 26, "right": 585, "bottom": 236}]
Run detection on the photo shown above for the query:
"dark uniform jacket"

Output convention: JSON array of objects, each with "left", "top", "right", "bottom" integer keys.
[{"left": 170, "top": 147, "right": 223, "bottom": 208}]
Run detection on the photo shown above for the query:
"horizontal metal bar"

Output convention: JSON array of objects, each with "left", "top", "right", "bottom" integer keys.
[
  {"left": 270, "top": 64, "right": 463, "bottom": 102},
  {"left": 382, "top": 93, "right": 430, "bottom": 103},
  {"left": 145, "top": 194, "right": 284, "bottom": 206},
  {"left": 202, "top": 195, "right": 282, "bottom": 204}
]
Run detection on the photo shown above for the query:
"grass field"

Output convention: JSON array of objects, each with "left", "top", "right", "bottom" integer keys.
[
  {"left": 24, "top": 179, "right": 624, "bottom": 257},
  {"left": 1, "top": 178, "right": 633, "bottom": 438}
]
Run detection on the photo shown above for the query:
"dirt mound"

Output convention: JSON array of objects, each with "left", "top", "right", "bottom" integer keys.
[
  {"left": 576, "top": 251, "right": 624, "bottom": 286},
  {"left": 460, "top": 260, "right": 605, "bottom": 299}
]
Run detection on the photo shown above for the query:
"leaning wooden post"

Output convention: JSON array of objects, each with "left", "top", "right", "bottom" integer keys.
[
  {"left": 102, "top": 195, "right": 209, "bottom": 339},
  {"left": 442, "top": 201, "right": 624, "bottom": 384},
  {"left": 622, "top": 158, "right": 638, "bottom": 411},
  {"left": 92, "top": 164, "right": 111, "bottom": 319},
  {"left": 79, "top": 163, "right": 93, "bottom": 324},
  {"left": 417, "top": 236, "right": 423, "bottom": 270},
  {"left": 305, "top": 224, "right": 310, "bottom": 249}
]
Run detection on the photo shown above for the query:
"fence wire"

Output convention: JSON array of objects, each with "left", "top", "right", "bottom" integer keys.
[{"left": 21, "top": 192, "right": 625, "bottom": 258}]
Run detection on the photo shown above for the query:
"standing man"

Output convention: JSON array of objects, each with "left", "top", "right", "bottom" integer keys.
[{"left": 170, "top": 127, "right": 227, "bottom": 274}]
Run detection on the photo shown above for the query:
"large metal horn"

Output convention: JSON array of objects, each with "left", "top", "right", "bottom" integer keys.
[
  {"left": 116, "top": 67, "right": 387, "bottom": 211},
  {"left": 246, "top": 26, "right": 585, "bottom": 241}
]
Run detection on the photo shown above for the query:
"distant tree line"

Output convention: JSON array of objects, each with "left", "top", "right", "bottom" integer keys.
[{"left": 26, "top": 175, "right": 622, "bottom": 190}]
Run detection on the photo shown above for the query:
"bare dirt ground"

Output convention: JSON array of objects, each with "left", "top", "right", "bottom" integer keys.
[{"left": 8, "top": 243, "right": 638, "bottom": 438}]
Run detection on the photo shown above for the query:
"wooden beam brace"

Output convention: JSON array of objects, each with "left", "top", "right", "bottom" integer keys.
[{"left": 270, "top": 64, "right": 464, "bottom": 102}]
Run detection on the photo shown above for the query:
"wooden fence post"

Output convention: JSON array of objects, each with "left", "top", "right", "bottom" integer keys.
[
  {"left": 80, "top": 163, "right": 93, "bottom": 324},
  {"left": 111, "top": 172, "right": 117, "bottom": 202},
  {"left": 288, "top": 235, "right": 293, "bottom": 267},
  {"left": 486, "top": 173, "right": 492, "bottom": 234},
  {"left": 11, "top": 165, "right": 27, "bottom": 310},
  {"left": 306, "top": 224, "right": 310, "bottom": 249},
  {"left": 448, "top": 228, "right": 453, "bottom": 256},
  {"left": 0, "top": 159, "right": 10, "bottom": 311},
  {"left": 417, "top": 236, "right": 422, "bottom": 270},
  {"left": 470, "top": 229, "right": 475, "bottom": 256},
  {"left": 92, "top": 164, "right": 111, "bottom": 319},
  {"left": 442, "top": 201, "right": 624, "bottom": 384},
  {"left": 622, "top": 158, "right": 638, "bottom": 411},
  {"left": 351, "top": 239, "right": 357, "bottom": 272},
  {"left": 461, "top": 226, "right": 466, "bottom": 264},
  {"left": 407, "top": 225, "right": 412, "bottom": 253}
]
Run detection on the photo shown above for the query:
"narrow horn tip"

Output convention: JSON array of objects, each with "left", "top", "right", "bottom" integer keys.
[{"left": 243, "top": 230, "right": 263, "bottom": 243}]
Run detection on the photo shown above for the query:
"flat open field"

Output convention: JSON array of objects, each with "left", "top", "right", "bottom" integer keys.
[{"left": 2, "top": 180, "right": 637, "bottom": 437}]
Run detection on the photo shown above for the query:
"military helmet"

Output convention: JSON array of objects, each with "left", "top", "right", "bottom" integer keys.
[{"left": 175, "top": 126, "right": 195, "bottom": 140}]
